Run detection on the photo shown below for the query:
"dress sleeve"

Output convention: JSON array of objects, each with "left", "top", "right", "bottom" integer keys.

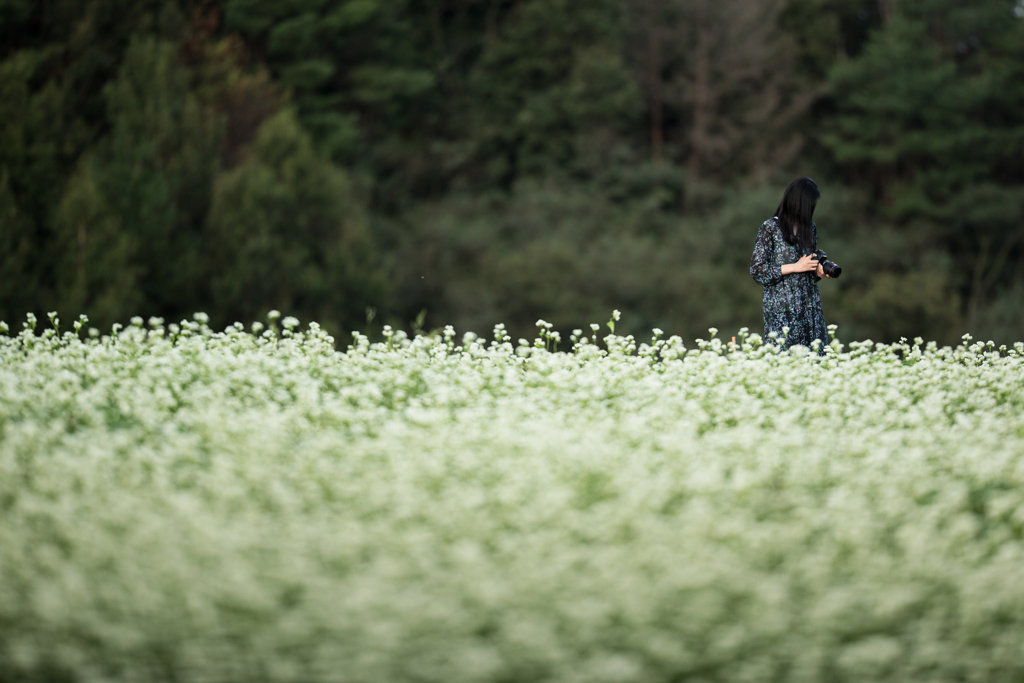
[
  {"left": 812, "top": 222, "right": 821, "bottom": 282},
  {"left": 750, "top": 219, "right": 783, "bottom": 286}
]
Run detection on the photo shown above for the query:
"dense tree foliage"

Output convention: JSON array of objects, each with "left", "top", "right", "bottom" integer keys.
[{"left": 1, "top": 0, "right": 1022, "bottom": 343}]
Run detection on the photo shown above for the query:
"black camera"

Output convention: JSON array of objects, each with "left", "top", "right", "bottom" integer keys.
[{"left": 813, "top": 249, "right": 842, "bottom": 279}]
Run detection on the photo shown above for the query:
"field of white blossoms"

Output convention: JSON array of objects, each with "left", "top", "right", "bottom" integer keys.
[{"left": 2, "top": 310, "right": 1024, "bottom": 683}]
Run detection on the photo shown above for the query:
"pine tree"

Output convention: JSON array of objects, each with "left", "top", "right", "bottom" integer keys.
[
  {"left": 206, "top": 108, "right": 385, "bottom": 336},
  {"left": 825, "top": 0, "right": 1024, "bottom": 327},
  {"left": 83, "top": 36, "right": 222, "bottom": 322}
]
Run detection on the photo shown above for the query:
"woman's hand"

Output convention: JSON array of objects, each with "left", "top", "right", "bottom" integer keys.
[
  {"left": 816, "top": 263, "right": 829, "bottom": 279},
  {"left": 781, "top": 253, "right": 819, "bottom": 275}
]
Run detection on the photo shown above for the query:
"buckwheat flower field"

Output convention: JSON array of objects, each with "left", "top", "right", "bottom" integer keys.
[{"left": 2, "top": 311, "right": 1024, "bottom": 683}]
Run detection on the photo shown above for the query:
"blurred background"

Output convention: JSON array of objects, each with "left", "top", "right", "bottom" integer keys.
[{"left": 1, "top": 0, "right": 1022, "bottom": 345}]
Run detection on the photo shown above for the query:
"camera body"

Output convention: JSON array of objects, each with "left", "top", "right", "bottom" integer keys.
[{"left": 813, "top": 249, "right": 842, "bottom": 279}]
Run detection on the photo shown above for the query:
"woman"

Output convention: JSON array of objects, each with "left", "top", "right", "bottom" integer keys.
[{"left": 750, "top": 177, "right": 829, "bottom": 350}]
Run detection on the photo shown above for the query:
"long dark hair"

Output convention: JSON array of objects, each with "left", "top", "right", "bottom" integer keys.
[{"left": 774, "top": 177, "right": 820, "bottom": 250}]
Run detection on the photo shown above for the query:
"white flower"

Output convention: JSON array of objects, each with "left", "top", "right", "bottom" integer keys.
[
  {"left": 0, "top": 312, "right": 1020, "bottom": 681},
  {"left": 789, "top": 344, "right": 810, "bottom": 357}
]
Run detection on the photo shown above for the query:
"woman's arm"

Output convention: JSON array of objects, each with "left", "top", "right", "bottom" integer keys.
[
  {"left": 750, "top": 220, "right": 784, "bottom": 286},
  {"left": 782, "top": 254, "right": 819, "bottom": 275}
]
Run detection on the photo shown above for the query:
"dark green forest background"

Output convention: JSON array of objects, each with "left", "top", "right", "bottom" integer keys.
[{"left": 2, "top": 0, "right": 1023, "bottom": 344}]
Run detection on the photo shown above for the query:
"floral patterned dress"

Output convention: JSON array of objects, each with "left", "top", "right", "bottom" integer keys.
[{"left": 749, "top": 217, "right": 827, "bottom": 351}]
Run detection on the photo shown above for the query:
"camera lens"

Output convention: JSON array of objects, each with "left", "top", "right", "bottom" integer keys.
[{"left": 828, "top": 264, "right": 841, "bottom": 278}]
